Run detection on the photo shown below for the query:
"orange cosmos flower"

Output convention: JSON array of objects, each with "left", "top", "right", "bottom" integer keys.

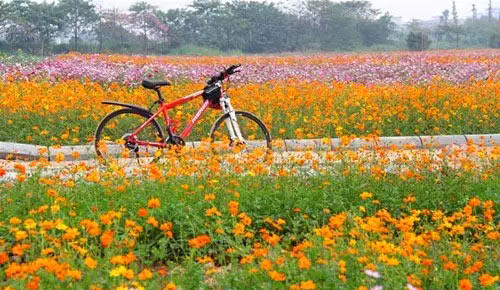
[
  {"left": 444, "top": 261, "right": 458, "bottom": 271},
  {"left": 100, "top": 230, "right": 114, "bottom": 248},
  {"left": 259, "top": 259, "right": 273, "bottom": 271},
  {"left": 9, "top": 217, "right": 22, "bottom": 225},
  {"left": 268, "top": 270, "right": 286, "bottom": 281},
  {"left": 62, "top": 228, "right": 79, "bottom": 240},
  {"left": 299, "top": 280, "right": 317, "bottom": 290},
  {"left": 26, "top": 276, "right": 40, "bottom": 290},
  {"left": 46, "top": 189, "right": 57, "bottom": 197},
  {"left": 147, "top": 216, "right": 159, "bottom": 227},
  {"left": 147, "top": 198, "right": 161, "bottom": 208},
  {"left": 360, "top": 192, "right": 373, "bottom": 200},
  {"left": 468, "top": 197, "right": 481, "bottom": 207},
  {"left": 205, "top": 207, "right": 222, "bottom": 217},
  {"left": 163, "top": 282, "right": 177, "bottom": 290},
  {"left": 137, "top": 208, "right": 148, "bottom": 217},
  {"left": 84, "top": 257, "right": 97, "bottom": 269},
  {"left": 298, "top": 256, "right": 311, "bottom": 270},
  {"left": 188, "top": 235, "right": 211, "bottom": 249},
  {"left": 204, "top": 194, "right": 216, "bottom": 201},
  {"left": 458, "top": 279, "right": 472, "bottom": 290},
  {"left": 138, "top": 269, "right": 153, "bottom": 280},
  {"left": 0, "top": 252, "right": 9, "bottom": 264},
  {"left": 228, "top": 200, "right": 239, "bottom": 216},
  {"left": 479, "top": 274, "right": 499, "bottom": 287}
]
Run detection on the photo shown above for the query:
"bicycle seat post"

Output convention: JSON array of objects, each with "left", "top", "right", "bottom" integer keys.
[{"left": 154, "top": 88, "right": 165, "bottom": 103}]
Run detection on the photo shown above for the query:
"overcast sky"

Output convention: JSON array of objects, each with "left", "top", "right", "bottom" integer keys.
[{"left": 43, "top": 0, "right": 499, "bottom": 22}]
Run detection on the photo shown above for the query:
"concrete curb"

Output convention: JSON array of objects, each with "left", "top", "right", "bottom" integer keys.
[
  {"left": 0, "top": 142, "right": 49, "bottom": 161},
  {"left": 0, "top": 134, "right": 498, "bottom": 162}
]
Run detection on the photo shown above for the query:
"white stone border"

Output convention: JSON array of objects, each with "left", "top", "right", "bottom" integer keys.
[{"left": 0, "top": 134, "right": 498, "bottom": 161}]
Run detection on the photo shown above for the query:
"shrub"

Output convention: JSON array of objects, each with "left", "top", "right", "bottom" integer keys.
[{"left": 406, "top": 32, "right": 432, "bottom": 51}]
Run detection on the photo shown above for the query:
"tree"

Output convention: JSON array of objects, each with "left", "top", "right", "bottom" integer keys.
[
  {"left": 154, "top": 8, "right": 188, "bottom": 50},
  {"left": 451, "top": 1, "right": 461, "bottom": 47},
  {"left": 31, "top": 1, "right": 63, "bottom": 55},
  {"left": 185, "top": 0, "right": 227, "bottom": 50},
  {"left": 2, "top": 0, "right": 61, "bottom": 54},
  {"left": 58, "top": 0, "right": 98, "bottom": 52},
  {"left": 3, "top": 0, "right": 37, "bottom": 52},
  {"left": 488, "top": 0, "right": 493, "bottom": 21},
  {"left": 0, "top": 0, "right": 10, "bottom": 34},
  {"left": 102, "top": 9, "right": 133, "bottom": 50},
  {"left": 438, "top": 9, "right": 451, "bottom": 41},
  {"left": 225, "top": 0, "right": 293, "bottom": 52},
  {"left": 129, "top": 1, "right": 156, "bottom": 51},
  {"left": 472, "top": 4, "right": 477, "bottom": 21},
  {"left": 306, "top": 0, "right": 362, "bottom": 51},
  {"left": 358, "top": 12, "right": 395, "bottom": 46},
  {"left": 406, "top": 31, "right": 431, "bottom": 51}
]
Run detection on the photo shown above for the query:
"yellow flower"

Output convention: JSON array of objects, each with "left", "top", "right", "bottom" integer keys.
[
  {"left": 360, "top": 192, "right": 373, "bottom": 200},
  {"left": 15, "top": 230, "right": 28, "bottom": 241},
  {"left": 23, "top": 219, "right": 36, "bottom": 229},
  {"left": 110, "top": 266, "right": 127, "bottom": 277}
]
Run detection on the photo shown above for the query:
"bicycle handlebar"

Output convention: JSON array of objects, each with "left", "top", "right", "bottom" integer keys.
[{"left": 207, "top": 64, "right": 241, "bottom": 85}]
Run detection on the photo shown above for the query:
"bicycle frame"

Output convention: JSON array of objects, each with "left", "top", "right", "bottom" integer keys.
[{"left": 126, "top": 89, "right": 211, "bottom": 148}]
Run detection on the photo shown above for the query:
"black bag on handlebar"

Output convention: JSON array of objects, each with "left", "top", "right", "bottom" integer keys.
[{"left": 203, "top": 84, "right": 222, "bottom": 104}]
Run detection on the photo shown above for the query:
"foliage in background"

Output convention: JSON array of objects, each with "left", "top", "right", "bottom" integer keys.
[
  {"left": 0, "top": 0, "right": 397, "bottom": 55},
  {"left": 0, "top": 0, "right": 498, "bottom": 55},
  {"left": 406, "top": 32, "right": 432, "bottom": 51},
  {"left": 405, "top": 0, "right": 500, "bottom": 50}
]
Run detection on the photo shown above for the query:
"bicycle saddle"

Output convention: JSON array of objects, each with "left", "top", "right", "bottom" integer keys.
[{"left": 142, "top": 80, "right": 171, "bottom": 90}]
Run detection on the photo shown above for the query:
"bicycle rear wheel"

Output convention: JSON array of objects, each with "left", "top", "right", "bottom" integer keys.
[
  {"left": 94, "top": 109, "right": 164, "bottom": 165},
  {"left": 209, "top": 111, "right": 271, "bottom": 151}
]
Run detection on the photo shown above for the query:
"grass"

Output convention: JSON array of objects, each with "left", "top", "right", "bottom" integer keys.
[
  {"left": 0, "top": 50, "right": 45, "bottom": 65},
  {"left": 0, "top": 158, "right": 498, "bottom": 289}
]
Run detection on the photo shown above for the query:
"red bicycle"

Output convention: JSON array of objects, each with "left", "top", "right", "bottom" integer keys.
[{"left": 94, "top": 64, "right": 271, "bottom": 163}]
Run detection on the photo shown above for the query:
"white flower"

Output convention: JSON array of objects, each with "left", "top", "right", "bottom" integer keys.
[{"left": 365, "top": 269, "right": 382, "bottom": 279}]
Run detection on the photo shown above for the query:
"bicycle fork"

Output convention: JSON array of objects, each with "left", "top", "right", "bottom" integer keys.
[{"left": 220, "top": 96, "right": 245, "bottom": 144}]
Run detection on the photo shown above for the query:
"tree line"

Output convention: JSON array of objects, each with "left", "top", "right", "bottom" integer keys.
[
  {"left": 0, "top": 0, "right": 498, "bottom": 56},
  {"left": 405, "top": 0, "right": 499, "bottom": 51}
]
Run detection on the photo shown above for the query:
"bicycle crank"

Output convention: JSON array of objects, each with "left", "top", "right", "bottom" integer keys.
[
  {"left": 122, "top": 134, "right": 139, "bottom": 152},
  {"left": 167, "top": 135, "right": 186, "bottom": 146}
]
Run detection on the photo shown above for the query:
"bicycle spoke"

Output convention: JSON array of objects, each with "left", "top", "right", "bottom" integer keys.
[{"left": 95, "top": 109, "right": 164, "bottom": 166}]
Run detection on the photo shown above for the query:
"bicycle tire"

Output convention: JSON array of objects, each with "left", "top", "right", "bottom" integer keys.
[
  {"left": 209, "top": 111, "right": 272, "bottom": 150},
  {"left": 94, "top": 108, "right": 164, "bottom": 164}
]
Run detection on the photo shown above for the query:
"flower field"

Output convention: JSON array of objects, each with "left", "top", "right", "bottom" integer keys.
[
  {"left": 0, "top": 144, "right": 499, "bottom": 289},
  {"left": 0, "top": 50, "right": 499, "bottom": 145},
  {"left": 0, "top": 49, "right": 499, "bottom": 289}
]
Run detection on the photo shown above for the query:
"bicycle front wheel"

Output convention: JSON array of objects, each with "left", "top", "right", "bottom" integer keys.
[
  {"left": 94, "top": 108, "right": 164, "bottom": 164},
  {"left": 209, "top": 111, "right": 272, "bottom": 150}
]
